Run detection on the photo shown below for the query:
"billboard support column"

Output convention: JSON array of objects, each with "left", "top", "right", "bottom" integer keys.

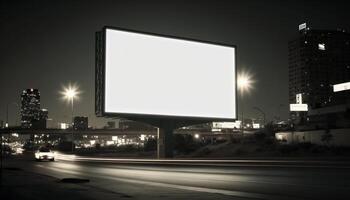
[{"left": 157, "top": 120, "right": 174, "bottom": 158}]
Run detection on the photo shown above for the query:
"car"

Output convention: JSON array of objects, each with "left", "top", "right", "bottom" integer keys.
[{"left": 35, "top": 147, "right": 55, "bottom": 161}]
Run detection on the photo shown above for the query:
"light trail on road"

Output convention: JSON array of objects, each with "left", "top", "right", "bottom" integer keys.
[
  {"left": 55, "top": 152, "right": 350, "bottom": 168},
  {"left": 4, "top": 156, "right": 350, "bottom": 200}
]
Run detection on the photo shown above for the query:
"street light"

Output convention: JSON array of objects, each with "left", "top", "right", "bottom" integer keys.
[
  {"left": 237, "top": 71, "right": 254, "bottom": 135},
  {"left": 60, "top": 83, "right": 81, "bottom": 152},
  {"left": 237, "top": 71, "right": 254, "bottom": 97},
  {"left": 2, "top": 101, "right": 19, "bottom": 184},
  {"left": 253, "top": 106, "right": 266, "bottom": 128}
]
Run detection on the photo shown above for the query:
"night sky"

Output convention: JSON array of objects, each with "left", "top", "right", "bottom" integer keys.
[{"left": 1, "top": 0, "right": 350, "bottom": 128}]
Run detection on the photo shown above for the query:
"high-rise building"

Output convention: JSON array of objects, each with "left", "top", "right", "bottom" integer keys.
[
  {"left": 21, "top": 88, "right": 41, "bottom": 128},
  {"left": 73, "top": 116, "right": 88, "bottom": 130},
  {"left": 32, "top": 109, "right": 48, "bottom": 129},
  {"left": 289, "top": 23, "right": 350, "bottom": 126}
]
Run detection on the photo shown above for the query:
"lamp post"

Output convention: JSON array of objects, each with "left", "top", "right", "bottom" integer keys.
[
  {"left": 61, "top": 83, "right": 80, "bottom": 152},
  {"left": 2, "top": 101, "right": 19, "bottom": 185},
  {"left": 253, "top": 106, "right": 266, "bottom": 128},
  {"left": 237, "top": 71, "right": 254, "bottom": 135}
]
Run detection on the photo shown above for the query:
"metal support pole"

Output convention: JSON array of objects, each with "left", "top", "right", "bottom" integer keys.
[
  {"left": 0, "top": 130, "right": 3, "bottom": 185},
  {"left": 71, "top": 98, "right": 74, "bottom": 153},
  {"left": 241, "top": 109, "right": 244, "bottom": 136},
  {"left": 6, "top": 103, "right": 8, "bottom": 128},
  {"left": 253, "top": 106, "right": 266, "bottom": 128},
  {"left": 157, "top": 120, "right": 174, "bottom": 159}
]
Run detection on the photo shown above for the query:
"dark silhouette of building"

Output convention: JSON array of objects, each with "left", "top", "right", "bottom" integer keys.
[
  {"left": 32, "top": 109, "right": 48, "bottom": 129},
  {"left": 119, "top": 119, "right": 154, "bottom": 130},
  {"left": 289, "top": 23, "right": 350, "bottom": 127},
  {"left": 20, "top": 88, "right": 41, "bottom": 128},
  {"left": 73, "top": 116, "right": 88, "bottom": 130}
]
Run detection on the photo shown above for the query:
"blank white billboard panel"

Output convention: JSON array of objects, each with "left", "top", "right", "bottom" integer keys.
[{"left": 104, "top": 28, "right": 236, "bottom": 120}]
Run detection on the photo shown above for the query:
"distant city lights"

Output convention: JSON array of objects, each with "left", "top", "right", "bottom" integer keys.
[{"left": 60, "top": 123, "right": 69, "bottom": 129}]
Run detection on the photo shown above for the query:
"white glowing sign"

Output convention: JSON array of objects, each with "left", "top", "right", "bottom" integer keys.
[
  {"left": 333, "top": 82, "right": 350, "bottom": 92},
  {"left": 290, "top": 104, "right": 308, "bottom": 111},
  {"left": 296, "top": 93, "right": 303, "bottom": 104},
  {"left": 318, "top": 43, "right": 326, "bottom": 51},
  {"left": 299, "top": 23, "right": 307, "bottom": 31},
  {"left": 104, "top": 28, "right": 236, "bottom": 119}
]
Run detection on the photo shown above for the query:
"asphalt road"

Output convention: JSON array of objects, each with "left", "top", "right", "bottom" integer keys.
[{"left": 3, "top": 155, "right": 350, "bottom": 200}]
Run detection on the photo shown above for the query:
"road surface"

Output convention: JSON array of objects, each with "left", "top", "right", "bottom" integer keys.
[{"left": 3, "top": 155, "right": 350, "bottom": 200}]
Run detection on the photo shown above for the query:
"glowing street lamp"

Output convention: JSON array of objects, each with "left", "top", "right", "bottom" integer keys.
[
  {"left": 237, "top": 71, "right": 254, "bottom": 97},
  {"left": 61, "top": 83, "right": 80, "bottom": 120},
  {"left": 60, "top": 83, "right": 81, "bottom": 152},
  {"left": 237, "top": 71, "right": 254, "bottom": 135}
]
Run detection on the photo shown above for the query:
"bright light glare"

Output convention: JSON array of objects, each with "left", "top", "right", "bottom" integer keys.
[
  {"left": 66, "top": 89, "right": 76, "bottom": 98},
  {"left": 60, "top": 83, "right": 81, "bottom": 102},
  {"left": 237, "top": 71, "right": 254, "bottom": 96}
]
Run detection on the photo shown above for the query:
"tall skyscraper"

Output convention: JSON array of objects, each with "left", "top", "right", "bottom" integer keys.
[
  {"left": 289, "top": 23, "right": 350, "bottom": 126},
  {"left": 20, "top": 88, "right": 41, "bottom": 128}
]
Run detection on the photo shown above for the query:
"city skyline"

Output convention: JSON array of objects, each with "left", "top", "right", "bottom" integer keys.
[
  {"left": 2, "top": 2, "right": 350, "bottom": 200},
  {"left": 2, "top": 1, "right": 350, "bottom": 127}
]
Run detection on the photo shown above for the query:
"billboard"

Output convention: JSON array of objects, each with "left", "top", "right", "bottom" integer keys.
[
  {"left": 96, "top": 27, "right": 236, "bottom": 121},
  {"left": 333, "top": 82, "right": 350, "bottom": 92}
]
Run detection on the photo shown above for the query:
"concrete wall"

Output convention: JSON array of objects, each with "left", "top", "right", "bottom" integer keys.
[{"left": 275, "top": 129, "right": 350, "bottom": 146}]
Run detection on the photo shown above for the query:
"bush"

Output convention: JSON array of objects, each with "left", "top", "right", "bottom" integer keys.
[
  {"left": 195, "top": 147, "right": 211, "bottom": 157},
  {"left": 144, "top": 138, "right": 157, "bottom": 152},
  {"left": 277, "top": 144, "right": 298, "bottom": 155},
  {"left": 115, "top": 144, "right": 139, "bottom": 153},
  {"left": 298, "top": 142, "right": 313, "bottom": 150},
  {"left": 174, "top": 134, "right": 201, "bottom": 155},
  {"left": 235, "top": 147, "right": 245, "bottom": 155},
  {"left": 254, "top": 132, "right": 266, "bottom": 142},
  {"left": 310, "top": 145, "right": 327, "bottom": 154}
]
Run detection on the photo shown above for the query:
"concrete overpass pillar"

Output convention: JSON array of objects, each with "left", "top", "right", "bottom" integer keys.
[{"left": 157, "top": 121, "right": 174, "bottom": 158}]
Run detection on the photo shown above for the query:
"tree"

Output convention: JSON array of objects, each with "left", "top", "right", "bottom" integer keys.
[{"left": 144, "top": 138, "right": 157, "bottom": 151}]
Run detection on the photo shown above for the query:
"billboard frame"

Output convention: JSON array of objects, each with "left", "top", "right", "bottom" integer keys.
[{"left": 96, "top": 26, "right": 237, "bottom": 124}]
